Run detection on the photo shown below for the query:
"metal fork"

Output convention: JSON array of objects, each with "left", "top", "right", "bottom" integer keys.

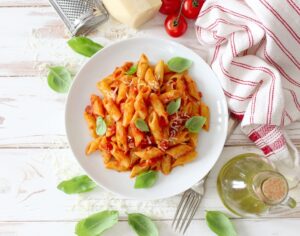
[{"left": 172, "top": 117, "right": 239, "bottom": 234}]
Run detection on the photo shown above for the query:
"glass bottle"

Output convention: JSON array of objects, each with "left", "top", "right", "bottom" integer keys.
[{"left": 217, "top": 153, "right": 296, "bottom": 217}]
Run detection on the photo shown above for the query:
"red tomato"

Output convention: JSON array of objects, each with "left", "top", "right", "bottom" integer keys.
[
  {"left": 182, "top": 0, "right": 205, "bottom": 19},
  {"left": 164, "top": 14, "right": 188, "bottom": 37},
  {"left": 159, "top": 0, "right": 181, "bottom": 15}
]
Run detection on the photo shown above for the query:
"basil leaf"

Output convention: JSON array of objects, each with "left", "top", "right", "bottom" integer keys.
[
  {"left": 96, "top": 116, "right": 107, "bottom": 136},
  {"left": 135, "top": 118, "right": 149, "bottom": 132},
  {"left": 57, "top": 175, "right": 97, "bottom": 194},
  {"left": 128, "top": 213, "right": 158, "bottom": 236},
  {"left": 206, "top": 211, "right": 237, "bottom": 236},
  {"left": 167, "top": 57, "right": 193, "bottom": 73},
  {"left": 185, "top": 116, "right": 206, "bottom": 133},
  {"left": 47, "top": 66, "right": 72, "bottom": 93},
  {"left": 167, "top": 98, "right": 181, "bottom": 115},
  {"left": 75, "top": 210, "right": 119, "bottom": 236},
  {"left": 134, "top": 171, "right": 158, "bottom": 189},
  {"left": 68, "top": 36, "right": 103, "bottom": 57},
  {"left": 126, "top": 65, "right": 137, "bottom": 75}
]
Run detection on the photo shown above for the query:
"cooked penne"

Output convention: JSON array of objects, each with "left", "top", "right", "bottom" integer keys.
[
  {"left": 129, "top": 122, "right": 144, "bottom": 147},
  {"left": 85, "top": 137, "right": 101, "bottom": 155},
  {"left": 159, "top": 90, "right": 181, "bottom": 104},
  {"left": 84, "top": 54, "right": 210, "bottom": 177},
  {"left": 111, "top": 144, "right": 130, "bottom": 169},
  {"left": 200, "top": 102, "right": 210, "bottom": 131},
  {"left": 166, "top": 144, "right": 193, "bottom": 159},
  {"left": 150, "top": 93, "right": 168, "bottom": 125},
  {"left": 84, "top": 111, "right": 97, "bottom": 138},
  {"left": 161, "top": 155, "right": 172, "bottom": 175},
  {"left": 154, "top": 60, "right": 164, "bottom": 85},
  {"left": 130, "top": 164, "right": 149, "bottom": 178},
  {"left": 184, "top": 74, "right": 201, "bottom": 101},
  {"left": 134, "top": 147, "right": 164, "bottom": 160},
  {"left": 122, "top": 97, "right": 135, "bottom": 127},
  {"left": 137, "top": 54, "right": 149, "bottom": 79},
  {"left": 134, "top": 92, "right": 147, "bottom": 119},
  {"left": 172, "top": 151, "right": 197, "bottom": 168},
  {"left": 103, "top": 98, "right": 122, "bottom": 121},
  {"left": 145, "top": 67, "right": 159, "bottom": 90},
  {"left": 148, "top": 111, "right": 163, "bottom": 142},
  {"left": 116, "top": 121, "right": 128, "bottom": 152},
  {"left": 116, "top": 83, "right": 128, "bottom": 104},
  {"left": 91, "top": 95, "right": 105, "bottom": 117}
]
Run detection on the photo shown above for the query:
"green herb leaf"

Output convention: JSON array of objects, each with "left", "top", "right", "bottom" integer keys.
[
  {"left": 185, "top": 116, "right": 206, "bottom": 133},
  {"left": 167, "top": 57, "right": 193, "bottom": 73},
  {"left": 96, "top": 116, "right": 107, "bottom": 136},
  {"left": 167, "top": 98, "right": 181, "bottom": 115},
  {"left": 68, "top": 36, "right": 103, "bottom": 57},
  {"left": 75, "top": 210, "right": 119, "bottom": 236},
  {"left": 126, "top": 65, "right": 137, "bottom": 75},
  {"left": 57, "top": 175, "right": 97, "bottom": 194},
  {"left": 206, "top": 211, "right": 237, "bottom": 236},
  {"left": 134, "top": 171, "right": 158, "bottom": 189},
  {"left": 47, "top": 66, "right": 72, "bottom": 93},
  {"left": 135, "top": 118, "right": 149, "bottom": 132},
  {"left": 128, "top": 213, "right": 158, "bottom": 236}
]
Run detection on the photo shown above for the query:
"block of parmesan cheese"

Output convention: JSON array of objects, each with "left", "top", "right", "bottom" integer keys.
[{"left": 102, "top": 0, "right": 162, "bottom": 28}]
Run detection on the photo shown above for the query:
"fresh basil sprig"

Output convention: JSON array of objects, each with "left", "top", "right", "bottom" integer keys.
[
  {"left": 96, "top": 116, "right": 107, "bottom": 136},
  {"left": 134, "top": 171, "right": 158, "bottom": 189},
  {"left": 126, "top": 65, "right": 137, "bottom": 75},
  {"left": 128, "top": 213, "right": 158, "bottom": 236},
  {"left": 68, "top": 36, "right": 103, "bottom": 57},
  {"left": 167, "top": 57, "right": 193, "bottom": 73},
  {"left": 135, "top": 118, "right": 149, "bottom": 132},
  {"left": 57, "top": 175, "right": 97, "bottom": 194},
  {"left": 47, "top": 66, "right": 72, "bottom": 93},
  {"left": 167, "top": 98, "right": 181, "bottom": 115},
  {"left": 185, "top": 116, "right": 206, "bottom": 133},
  {"left": 75, "top": 210, "right": 119, "bottom": 236},
  {"left": 206, "top": 211, "right": 237, "bottom": 236}
]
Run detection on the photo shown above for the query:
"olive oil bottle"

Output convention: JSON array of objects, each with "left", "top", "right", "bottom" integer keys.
[{"left": 217, "top": 153, "right": 296, "bottom": 217}]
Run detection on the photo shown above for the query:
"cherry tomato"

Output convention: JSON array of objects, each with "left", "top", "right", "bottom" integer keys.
[
  {"left": 182, "top": 0, "right": 205, "bottom": 19},
  {"left": 164, "top": 14, "right": 188, "bottom": 37},
  {"left": 159, "top": 0, "right": 181, "bottom": 15}
]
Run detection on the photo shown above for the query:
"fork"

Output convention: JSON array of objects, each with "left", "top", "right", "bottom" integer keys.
[{"left": 172, "top": 117, "right": 239, "bottom": 234}]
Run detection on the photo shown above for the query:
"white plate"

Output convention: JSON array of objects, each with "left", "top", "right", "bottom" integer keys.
[{"left": 65, "top": 37, "right": 228, "bottom": 200}]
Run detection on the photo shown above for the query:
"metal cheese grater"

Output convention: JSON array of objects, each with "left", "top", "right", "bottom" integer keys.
[{"left": 49, "top": 0, "right": 108, "bottom": 36}]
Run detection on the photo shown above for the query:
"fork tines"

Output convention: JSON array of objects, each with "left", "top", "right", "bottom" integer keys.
[{"left": 172, "top": 189, "right": 201, "bottom": 234}]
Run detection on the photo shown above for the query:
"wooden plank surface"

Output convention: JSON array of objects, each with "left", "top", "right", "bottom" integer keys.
[
  {"left": 0, "top": 219, "right": 299, "bottom": 236},
  {"left": 0, "top": 146, "right": 299, "bottom": 221}
]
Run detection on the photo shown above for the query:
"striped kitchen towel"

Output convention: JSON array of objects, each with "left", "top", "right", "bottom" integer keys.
[{"left": 195, "top": 0, "right": 300, "bottom": 184}]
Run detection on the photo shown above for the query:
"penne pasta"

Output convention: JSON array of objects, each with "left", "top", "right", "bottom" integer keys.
[
  {"left": 149, "top": 93, "right": 168, "bottom": 125},
  {"left": 172, "top": 151, "right": 197, "bottom": 168},
  {"left": 116, "top": 82, "right": 128, "bottom": 104},
  {"left": 116, "top": 121, "right": 128, "bottom": 152},
  {"left": 84, "top": 54, "right": 210, "bottom": 177},
  {"left": 184, "top": 74, "right": 201, "bottom": 101},
  {"left": 137, "top": 54, "right": 149, "bottom": 79},
  {"left": 145, "top": 67, "right": 159, "bottom": 90},
  {"left": 134, "top": 147, "right": 164, "bottom": 160},
  {"left": 103, "top": 98, "right": 122, "bottom": 121},
  {"left": 166, "top": 144, "right": 193, "bottom": 159},
  {"left": 148, "top": 111, "right": 163, "bottom": 142},
  {"left": 200, "top": 102, "right": 210, "bottom": 131},
  {"left": 161, "top": 155, "right": 172, "bottom": 175},
  {"left": 122, "top": 97, "right": 135, "bottom": 127},
  {"left": 159, "top": 90, "right": 181, "bottom": 104},
  {"left": 154, "top": 60, "right": 164, "bottom": 86}
]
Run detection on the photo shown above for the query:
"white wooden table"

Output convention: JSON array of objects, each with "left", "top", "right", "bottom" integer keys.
[{"left": 1, "top": 1, "right": 300, "bottom": 235}]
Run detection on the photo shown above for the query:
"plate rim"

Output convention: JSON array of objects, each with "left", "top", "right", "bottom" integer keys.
[{"left": 65, "top": 36, "right": 228, "bottom": 200}]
